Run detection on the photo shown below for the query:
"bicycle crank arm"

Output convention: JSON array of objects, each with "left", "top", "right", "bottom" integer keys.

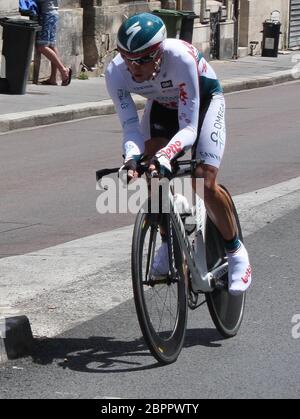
[{"left": 210, "top": 262, "right": 229, "bottom": 290}]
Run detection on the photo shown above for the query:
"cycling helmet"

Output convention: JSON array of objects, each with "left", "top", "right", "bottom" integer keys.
[{"left": 117, "top": 13, "right": 167, "bottom": 58}]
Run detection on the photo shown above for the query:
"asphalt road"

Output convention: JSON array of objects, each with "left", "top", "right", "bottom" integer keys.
[
  {"left": 0, "top": 81, "right": 299, "bottom": 257},
  {"left": 0, "top": 207, "right": 299, "bottom": 399},
  {"left": 0, "top": 82, "right": 300, "bottom": 399}
]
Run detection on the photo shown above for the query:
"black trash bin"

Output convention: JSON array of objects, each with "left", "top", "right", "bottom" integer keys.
[
  {"left": 0, "top": 18, "right": 41, "bottom": 94},
  {"left": 261, "top": 20, "right": 281, "bottom": 58}
]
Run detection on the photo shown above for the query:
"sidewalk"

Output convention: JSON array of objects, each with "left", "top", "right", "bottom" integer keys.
[{"left": 0, "top": 53, "right": 299, "bottom": 133}]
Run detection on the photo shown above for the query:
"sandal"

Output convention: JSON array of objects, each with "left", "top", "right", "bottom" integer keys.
[
  {"left": 40, "top": 80, "right": 58, "bottom": 86},
  {"left": 61, "top": 68, "right": 72, "bottom": 86}
]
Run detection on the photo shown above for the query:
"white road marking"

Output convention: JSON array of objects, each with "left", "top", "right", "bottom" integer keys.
[{"left": 0, "top": 177, "right": 299, "bottom": 337}]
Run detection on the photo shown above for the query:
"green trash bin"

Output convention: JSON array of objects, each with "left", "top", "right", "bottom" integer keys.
[
  {"left": 179, "top": 11, "right": 199, "bottom": 44},
  {"left": 152, "top": 9, "right": 199, "bottom": 42},
  {"left": 152, "top": 9, "right": 184, "bottom": 39},
  {"left": 0, "top": 18, "right": 41, "bottom": 95}
]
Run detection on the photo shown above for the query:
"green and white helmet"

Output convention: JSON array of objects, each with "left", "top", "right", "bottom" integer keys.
[{"left": 117, "top": 13, "right": 167, "bottom": 58}]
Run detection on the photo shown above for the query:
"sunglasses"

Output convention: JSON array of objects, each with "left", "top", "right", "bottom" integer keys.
[{"left": 123, "top": 50, "right": 160, "bottom": 65}]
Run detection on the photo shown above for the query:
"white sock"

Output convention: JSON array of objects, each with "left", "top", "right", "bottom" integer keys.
[
  {"left": 227, "top": 242, "right": 252, "bottom": 296},
  {"left": 150, "top": 241, "right": 169, "bottom": 277}
]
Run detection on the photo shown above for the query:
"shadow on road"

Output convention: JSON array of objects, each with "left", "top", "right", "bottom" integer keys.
[{"left": 30, "top": 328, "right": 223, "bottom": 373}]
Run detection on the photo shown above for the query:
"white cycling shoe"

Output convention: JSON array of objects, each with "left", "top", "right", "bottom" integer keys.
[
  {"left": 151, "top": 236, "right": 252, "bottom": 296},
  {"left": 150, "top": 242, "right": 169, "bottom": 277},
  {"left": 227, "top": 242, "right": 252, "bottom": 296}
]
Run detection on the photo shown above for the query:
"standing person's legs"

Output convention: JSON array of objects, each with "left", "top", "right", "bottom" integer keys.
[
  {"left": 36, "top": 45, "right": 69, "bottom": 83},
  {"left": 48, "top": 46, "right": 59, "bottom": 84},
  {"left": 36, "top": 12, "right": 71, "bottom": 85}
]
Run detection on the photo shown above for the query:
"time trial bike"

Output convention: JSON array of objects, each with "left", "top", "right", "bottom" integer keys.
[{"left": 96, "top": 158, "right": 245, "bottom": 364}]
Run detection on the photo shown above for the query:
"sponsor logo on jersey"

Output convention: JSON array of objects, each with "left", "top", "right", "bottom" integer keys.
[
  {"left": 160, "top": 140, "right": 182, "bottom": 159},
  {"left": 179, "top": 83, "right": 188, "bottom": 105},
  {"left": 161, "top": 80, "right": 173, "bottom": 89},
  {"left": 117, "top": 89, "right": 129, "bottom": 102}
]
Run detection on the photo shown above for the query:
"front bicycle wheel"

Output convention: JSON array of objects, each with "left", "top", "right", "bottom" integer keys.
[
  {"left": 132, "top": 211, "right": 188, "bottom": 364},
  {"left": 205, "top": 185, "right": 246, "bottom": 338}
]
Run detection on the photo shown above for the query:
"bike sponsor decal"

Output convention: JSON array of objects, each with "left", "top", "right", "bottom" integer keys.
[
  {"left": 179, "top": 83, "right": 188, "bottom": 106},
  {"left": 161, "top": 80, "right": 173, "bottom": 89}
]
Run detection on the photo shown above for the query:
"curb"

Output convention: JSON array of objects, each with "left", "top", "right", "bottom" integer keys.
[
  {"left": 0, "top": 316, "right": 34, "bottom": 364},
  {"left": 0, "top": 70, "right": 297, "bottom": 133},
  {"left": 221, "top": 70, "right": 297, "bottom": 93}
]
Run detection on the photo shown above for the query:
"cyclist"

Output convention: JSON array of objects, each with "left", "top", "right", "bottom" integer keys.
[{"left": 105, "top": 13, "right": 252, "bottom": 295}]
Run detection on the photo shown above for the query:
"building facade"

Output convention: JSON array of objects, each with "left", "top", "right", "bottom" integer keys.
[
  {"left": 240, "top": 0, "right": 290, "bottom": 54},
  {"left": 81, "top": 0, "right": 161, "bottom": 74},
  {"left": 0, "top": 0, "right": 299, "bottom": 82}
]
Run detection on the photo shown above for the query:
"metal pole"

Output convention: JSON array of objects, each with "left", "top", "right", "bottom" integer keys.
[{"left": 233, "top": 0, "right": 240, "bottom": 59}]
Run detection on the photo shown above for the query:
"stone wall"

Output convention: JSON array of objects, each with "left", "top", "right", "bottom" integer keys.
[
  {"left": 0, "top": 0, "right": 19, "bottom": 17},
  {"left": 82, "top": 0, "right": 161, "bottom": 74},
  {"left": 181, "top": 1, "right": 235, "bottom": 60}
]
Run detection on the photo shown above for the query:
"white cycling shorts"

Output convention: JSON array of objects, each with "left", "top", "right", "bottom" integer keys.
[{"left": 141, "top": 94, "right": 226, "bottom": 169}]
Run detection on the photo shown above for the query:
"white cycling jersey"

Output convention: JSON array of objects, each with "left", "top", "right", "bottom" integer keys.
[{"left": 105, "top": 38, "right": 223, "bottom": 163}]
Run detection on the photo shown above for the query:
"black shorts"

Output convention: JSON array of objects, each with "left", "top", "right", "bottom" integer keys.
[{"left": 150, "top": 102, "right": 179, "bottom": 140}]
